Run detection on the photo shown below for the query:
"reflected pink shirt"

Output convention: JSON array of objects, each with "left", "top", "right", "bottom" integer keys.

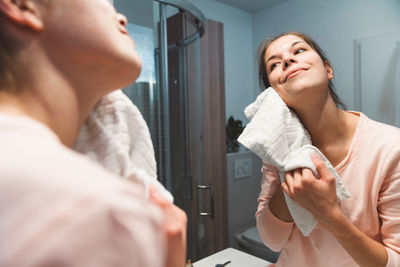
[
  {"left": 256, "top": 113, "right": 400, "bottom": 267},
  {"left": 0, "top": 113, "right": 165, "bottom": 267}
]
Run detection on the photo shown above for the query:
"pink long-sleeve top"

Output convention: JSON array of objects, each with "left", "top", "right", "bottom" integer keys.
[
  {"left": 256, "top": 112, "right": 400, "bottom": 267},
  {"left": 0, "top": 113, "right": 165, "bottom": 267}
]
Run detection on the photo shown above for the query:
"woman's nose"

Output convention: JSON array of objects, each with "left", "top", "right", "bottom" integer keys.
[
  {"left": 283, "top": 58, "right": 295, "bottom": 69},
  {"left": 117, "top": 13, "right": 128, "bottom": 27}
]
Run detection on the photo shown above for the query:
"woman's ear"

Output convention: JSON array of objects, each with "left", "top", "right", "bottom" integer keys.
[
  {"left": 324, "top": 60, "right": 334, "bottom": 80},
  {"left": 0, "top": 0, "right": 44, "bottom": 31}
]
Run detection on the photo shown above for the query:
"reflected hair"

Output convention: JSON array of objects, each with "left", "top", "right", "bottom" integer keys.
[
  {"left": 0, "top": 0, "right": 49, "bottom": 91},
  {"left": 0, "top": 24, "right": 15, "bottom": 90},
  {"left": 257, "top": 31, "right": 347, "bottom": 110}
]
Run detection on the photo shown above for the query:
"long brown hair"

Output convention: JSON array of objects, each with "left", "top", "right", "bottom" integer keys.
[{"left": 258, "top": 31, "right": 346, "bottom": 109}]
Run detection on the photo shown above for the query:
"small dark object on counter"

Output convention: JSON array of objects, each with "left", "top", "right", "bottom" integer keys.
[{"left": 215, "top": 260, "right": 231, "bottom": 267}]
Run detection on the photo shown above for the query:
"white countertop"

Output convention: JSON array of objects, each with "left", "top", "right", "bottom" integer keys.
[{"left": 193, "top": 248, "right": 272, "bottom": 267}]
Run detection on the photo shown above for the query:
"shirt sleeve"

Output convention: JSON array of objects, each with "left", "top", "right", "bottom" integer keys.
[
  {"left": 256, "top": 161, "right": 294, "bottom": 252},
  {"left": 9, "top": 188, "right": 165, "bottom": 267},
  {"left": 378, "top": 148, "right": 400, "bottom": 267}
]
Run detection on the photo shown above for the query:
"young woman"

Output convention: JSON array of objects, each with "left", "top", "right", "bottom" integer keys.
[
  {"left": 0, "top": 0, "right": 186, "bottom": 266},
  {"left": 256, "top": 32, "right": 400, "bottom": 267}
]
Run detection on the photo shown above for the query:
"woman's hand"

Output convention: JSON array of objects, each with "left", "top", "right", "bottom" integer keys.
[
  {"left": 281, "top": 154, "right": 341, "bottom": 226},
  {"left": 281, "top": 155, "right": 388, "bottom": 266},
  {"left": 149, "top": 187, "right": 187, "bottom": 267}
]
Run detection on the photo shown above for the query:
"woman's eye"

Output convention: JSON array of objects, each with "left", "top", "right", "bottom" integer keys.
[
  {"left": 270, "top": 62, "right": 279, "bottom": 71},
  {"left": 294, "top": 48, "right": 305, "bottom": 55}
]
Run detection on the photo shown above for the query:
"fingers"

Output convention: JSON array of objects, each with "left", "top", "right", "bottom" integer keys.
[
  {"left": 150, "top": 187, "right": 187, "bottom": 231},
  {"left": 149, "top": 186, "right": 169, "bottom": 207},
  {"left": 311, "top": 154, "right": 335, "bottom": 184},
  {"left": 283, "top": 169, "right": 302, "bottom": 196},
  {"left": 283, "top": 167, "right": 318, "bottom": 198},
  {"left": 164, "top": 206, "right": 186, "bottom": 236},
  {"left": 293, "top": 169, "right": 302, "bottom": 187},
  {"left": 149, "top": 187, "right": 187, "bottom": 267},
  {"left": 283, "top": 171, "right": 294, "bottom": 195},
  {"left": 301, "top": 168, "right": 316, "bottom": 181},
  {"left": 149, "top": 186, "right": 187, "bottom": 225},
  {"left": 163, "top": 206, "right": 187, "bottom": 267}
]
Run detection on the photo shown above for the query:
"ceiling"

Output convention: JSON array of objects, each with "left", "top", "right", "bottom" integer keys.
[{"left": 214, "top": 0, "right": 291, "bottom": 13}]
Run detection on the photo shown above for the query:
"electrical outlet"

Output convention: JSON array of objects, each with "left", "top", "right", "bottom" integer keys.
[{"left": 234, "top": 157, "right": 253, "bottom": 179}]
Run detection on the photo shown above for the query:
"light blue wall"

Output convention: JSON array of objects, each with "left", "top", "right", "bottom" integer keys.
[
  {"left": 187, "top": 0, "right": 255, "bottom": 124},
  {"left": 126, "top": 24, "right": 155, "bottom": 83},
  {"left": 253, "top": 0, "right": 400, "bottom": 109}
]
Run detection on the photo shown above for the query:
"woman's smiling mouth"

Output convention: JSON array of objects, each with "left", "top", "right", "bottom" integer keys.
[{"left": 282, "top": 67, "right": 308, "bottom": 83}]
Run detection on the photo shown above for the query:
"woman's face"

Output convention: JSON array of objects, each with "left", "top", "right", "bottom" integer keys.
[
  {"left": 42, "top": 0, "right": 141, "bottom": 90},
  {"left": 264, "top": 35, "right": 333, "bottom": 107}
]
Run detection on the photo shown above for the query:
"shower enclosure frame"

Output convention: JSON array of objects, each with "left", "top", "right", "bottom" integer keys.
[
  {"left": 115, "top": 0, "right": 227, "bottom": 260},
  {"left": 154, "top": 0, "right": 205, "bottom": 190},
  {"left": 153, "top": 0, "right": 212, "bottom": 261}
]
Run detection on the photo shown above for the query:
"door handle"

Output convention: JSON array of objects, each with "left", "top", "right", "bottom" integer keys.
[{"left": 197, "top": 183, "right": 214, "bottom": 219}]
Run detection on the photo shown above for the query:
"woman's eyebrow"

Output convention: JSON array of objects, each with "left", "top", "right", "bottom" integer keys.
[{"left": 265, "top": 41, "right": 307, "bottom": 64}]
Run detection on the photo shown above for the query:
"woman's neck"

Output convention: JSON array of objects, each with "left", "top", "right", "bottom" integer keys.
[
  {"left": 0, "top": 52, "right": 99, "bottom": 147},
  {"left": 294, "top": 94, "right": 359, "bottom": 166},
  {"left": 0, "top": 83, "right": 84, "bottom": 147}
]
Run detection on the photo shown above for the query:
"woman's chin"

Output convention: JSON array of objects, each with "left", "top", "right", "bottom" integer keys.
[{"left": 115, "top": 57, "right": 142, "bottom": 87}]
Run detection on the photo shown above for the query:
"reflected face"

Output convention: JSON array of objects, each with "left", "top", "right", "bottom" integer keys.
[
  {"left": 43, "top": 0, "right": 142, "bottom": 89},
  {"left": 264, "top": 35, "right": 333, "bottom": 107}
]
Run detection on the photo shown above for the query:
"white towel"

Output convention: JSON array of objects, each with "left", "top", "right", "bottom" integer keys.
[
  {"left": 238, "top": 87, "right": 350, "bottom": 236},
  {"left": 73, "top": 90, "right": 173, "bottom": 203}
]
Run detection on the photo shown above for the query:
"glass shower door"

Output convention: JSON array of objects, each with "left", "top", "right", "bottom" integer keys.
[{"left": 114, "top": 0, "right": 206, "bottom": 261}]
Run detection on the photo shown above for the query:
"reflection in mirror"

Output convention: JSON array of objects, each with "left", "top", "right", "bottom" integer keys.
[{"left": 111, "top": 0, "right": 400, "bottom": 265}]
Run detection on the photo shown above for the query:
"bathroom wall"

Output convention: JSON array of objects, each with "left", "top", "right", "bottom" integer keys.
[
  {"left": 226, "top": 151, "right": 262, "bottom": 247},
  {"left": 114, "top": 0, "right": 153, "bottom": 28},
  {"left": 253, "top": 0, "right": 400, "bottom": 110},
  {"left": 186, "top": 0, "right": 255, "bottom": 124}
]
